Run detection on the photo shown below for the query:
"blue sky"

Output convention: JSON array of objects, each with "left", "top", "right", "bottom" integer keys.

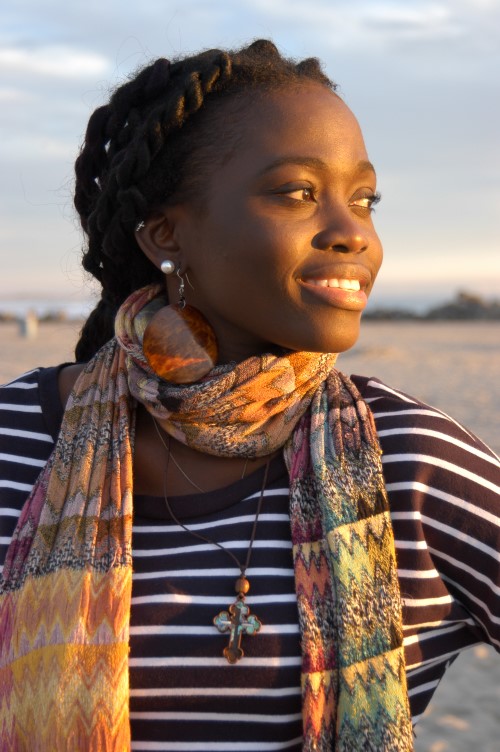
[{"left": 1, "top": 0, "right": 499, "bottom": 310}]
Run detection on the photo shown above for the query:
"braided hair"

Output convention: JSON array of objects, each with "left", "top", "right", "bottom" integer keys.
[{"left": 74, "top": 39, "right": 334, "bottom": 361}]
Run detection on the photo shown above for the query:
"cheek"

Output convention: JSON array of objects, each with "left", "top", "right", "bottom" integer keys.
[
  {"left": 208, "top": 216, "right": 299, "bottom": 282},
  {"left": 370, "top": 227, "right": 384, "bottom": 266},
  {"left": 372, "top": 241, "right": 384, "bottom": 282}
]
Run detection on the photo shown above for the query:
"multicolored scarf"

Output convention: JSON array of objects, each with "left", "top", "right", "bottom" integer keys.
[{"left": 0, "top": 285, "right": 413, "bottom": 750}]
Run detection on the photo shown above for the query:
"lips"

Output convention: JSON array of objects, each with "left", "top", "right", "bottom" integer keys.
[{"left": 298, "top": 264, "right": 372, "bottom": 312}]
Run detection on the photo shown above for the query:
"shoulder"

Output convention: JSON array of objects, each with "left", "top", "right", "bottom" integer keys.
[
  {"left": 353, "top": 377, "right": 500, "bottom": 658},
  {"left": 0, "top": 367, "right": 65, "bottom": 488},
  {"left": 1, "top": 367, "right": 50, "bottom": 432},
  {"left": 0, "top": 365, "right": 69, "bottom": 441},
  {"left": 0, "top": 366, "right": 68, "bottom": 572},
  {"left": 351, "top": 373, "right": 499, "bottom": 463},
  {"left": 0, "top": 363, "right": 86, "bottom": 566},
  {"left": 352, "top": 372, "right": 462, "bottom": 429},
  {"left": 0, "top": 365, "right": 72, "bottom": 499},
  {"left": 351, "top": 372, "right": 500, "bottom": 537},
  {"left": 351, "top": 372, "right": 499, "bottom": 516}
]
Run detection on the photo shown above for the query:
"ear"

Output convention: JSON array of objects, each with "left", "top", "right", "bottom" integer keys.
[{"left": 134, "top": 210, "right": 181, "bottom": 271}]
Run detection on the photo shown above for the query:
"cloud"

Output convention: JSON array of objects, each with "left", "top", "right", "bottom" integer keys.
[
  {"left": 241, "top": 0, "right": 465, "bottom": 46},
  {"left": 0, "top": 45, "right": 110, "bottom": 79},
  {"left": 0, "top": 86, "right": 33, "bottom": 103},
  {"left": 0, "top": 135, "right": 74, "bottom": 160},
  {"left": 362, "top": 3, "right": 462, "bottom": 39}
]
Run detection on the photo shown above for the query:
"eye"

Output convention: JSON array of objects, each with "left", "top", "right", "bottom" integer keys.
[
  {"left": 283, "top": 186, "right": 315, "bottom": 202},
  {"left": 350, "top": 191, "right": 381, "bottom": 213}
]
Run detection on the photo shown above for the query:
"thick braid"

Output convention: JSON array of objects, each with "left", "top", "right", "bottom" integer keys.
[
  {"left": 75, "top": 59, "right": 173, "bottom": 258},
  {"left": 74, "top": 40, "right": 334, "bottom": 361},
  {"left": 74, "top": 53, "right": 234, "bottom": 360},
  {"left": 88, "top": 52, "right": 231, "bottom": 264}
]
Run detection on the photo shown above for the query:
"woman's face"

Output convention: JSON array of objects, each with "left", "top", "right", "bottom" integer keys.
[{"left": 158, "top": 84, "right": 383, "bottom": 363}]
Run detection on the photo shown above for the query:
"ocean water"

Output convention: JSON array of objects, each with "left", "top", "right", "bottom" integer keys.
[
  {"left": 0, "top": 298, "right": 94, "bottom": 320},
  {"left": 0, "top": 295, "right": 451, "bottom": 320},
  {"left": 1, "top": 285, "right": 496, "bottom": 321}
]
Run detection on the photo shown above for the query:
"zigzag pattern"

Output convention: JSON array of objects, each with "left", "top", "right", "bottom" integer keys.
[
  {"left": 339, "top": 651, "right": 407, "bottom": 698},
  {"left": 0, "top": 340, "right": 134, "bottom": 748},
  {"left": 337, "top": 704, "right": 414, "bottom": 752},
  {"left": 0, "top": 642, "right": 129, "bottom": 750},
  {"left": 150, "top": 342, "right": 337, "bottom": 455},
  {"left": 286, "top": 376, "right": 414, "bottom": 750},
  {"left": 293, "top": 542, "right": 331, "bottom": 592},
  {"left": 0, "top": 566, "right": 132, "bottom": 749},
  {"left": 0, "top": 568, "right": 131, "bottom": 661},
  {"left": 301, "top": 670, "right": 336, "bottom": 748}
]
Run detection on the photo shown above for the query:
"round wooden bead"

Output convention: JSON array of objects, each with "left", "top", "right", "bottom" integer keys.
[
  {"left": 143, "top": 304, "right": 218, "bottom": 384},
  {"left": 235, "top": 577, "right": 250, "bottom": 595}
]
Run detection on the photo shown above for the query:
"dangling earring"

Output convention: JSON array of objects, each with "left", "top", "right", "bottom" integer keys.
[
  {"left": 176, "top": 267, "right": 186, "bottom": 306},
  {"left": 143, "top": 265, "right": 218, "bottom": 384}
]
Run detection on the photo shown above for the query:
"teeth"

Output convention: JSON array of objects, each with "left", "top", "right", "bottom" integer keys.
[
  {"left": 310, "top": 278, "right": 360, "bottom": 291},
  {"left": 339, "top": 279, "right": 359, "bottom": 291}
]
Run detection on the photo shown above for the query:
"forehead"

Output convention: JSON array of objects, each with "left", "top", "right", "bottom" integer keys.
[{"left": 224, "top": 84, "right": 369, "bottom": 170}]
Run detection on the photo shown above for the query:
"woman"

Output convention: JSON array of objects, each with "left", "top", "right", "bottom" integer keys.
[{"left": 0, "top": 40, "right": 499, "bottom": 751}]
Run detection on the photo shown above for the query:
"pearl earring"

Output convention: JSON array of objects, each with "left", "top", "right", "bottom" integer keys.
[{"left": 160, "top": 260, "right": 175, "bottom": 275}]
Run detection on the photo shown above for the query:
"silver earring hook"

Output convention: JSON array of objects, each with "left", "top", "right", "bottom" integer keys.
[{"left": 176, "top": 268, "right": 186, "bottom": 309}]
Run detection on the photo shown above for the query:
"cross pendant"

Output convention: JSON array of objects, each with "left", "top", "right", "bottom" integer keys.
[{"left": 213, "top": 598, "right": 262, "bottom": 664}]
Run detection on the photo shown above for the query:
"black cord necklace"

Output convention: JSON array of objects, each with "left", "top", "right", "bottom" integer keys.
[{"left": 152, "top": 417, "right": 271, "bottom": 664}]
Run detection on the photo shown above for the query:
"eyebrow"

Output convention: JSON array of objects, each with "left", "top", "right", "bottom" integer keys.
[{"left": 258, "top": 156, "right": 377, "bottom": 177}]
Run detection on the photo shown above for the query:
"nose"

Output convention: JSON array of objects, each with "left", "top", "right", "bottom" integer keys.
[{"left": 312, "top": 206, "right": 369, "bottom": 254}]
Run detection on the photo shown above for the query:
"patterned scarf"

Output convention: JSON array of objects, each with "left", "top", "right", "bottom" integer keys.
[{"left": 0, "top": 285, "right": 413, "bottom": 750}]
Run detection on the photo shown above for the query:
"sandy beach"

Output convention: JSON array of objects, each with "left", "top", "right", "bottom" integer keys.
[{"left": 1, "top": 319, "right": 499, "bottom": 750}]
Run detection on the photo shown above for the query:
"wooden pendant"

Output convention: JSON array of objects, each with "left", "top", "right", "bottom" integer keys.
[
  {"left": 143, "top": 304, "right": 218, "bottom": 384},
  {"left": 214, "top": 598, "right": 262, "bottom": 664},
  {"left": 213, "top": 576, "right": 262, "bottom": 664}
]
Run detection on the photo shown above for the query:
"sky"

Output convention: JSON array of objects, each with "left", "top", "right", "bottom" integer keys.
[{"left": 1, "top": 0, "right": 499, "bottom": 312}]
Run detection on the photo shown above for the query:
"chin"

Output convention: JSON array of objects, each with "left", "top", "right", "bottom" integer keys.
[
  {"left": 263, "top": 310, "right": 363, "bottom": 356},
  {"left": 334, "top": 326, "right": 362, "bottom": 353},
  {"left": 308, "top": 311, "right": 362, "bottom": 354},
  {"left": 279, "top": 330, "right": 361, "bottom": 356}
]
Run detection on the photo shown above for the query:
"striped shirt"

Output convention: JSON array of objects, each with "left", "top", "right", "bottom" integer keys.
[{"left": 1, "top": 366, "right": 499, "bottom": 750}]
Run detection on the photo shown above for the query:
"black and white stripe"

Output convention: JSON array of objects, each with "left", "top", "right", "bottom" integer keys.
[
  {"left": 1, "top": 368, "right": 499, "bottom": 747},
  {"left": 361, "top": 376, "right": 500, "bottom": 722},
  {"left": 128, "top": 470, "right": 303, "bottom": 751}
]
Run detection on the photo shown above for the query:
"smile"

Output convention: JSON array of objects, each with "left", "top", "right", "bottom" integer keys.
[{"left": 298, "top": 275, "right": 368, "bottom": 312}]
